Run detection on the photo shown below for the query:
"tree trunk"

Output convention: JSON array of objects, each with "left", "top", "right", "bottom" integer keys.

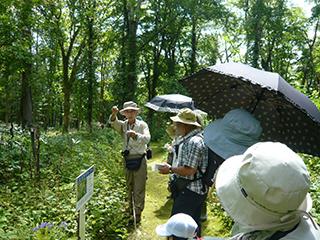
[
  {"left": 62, "top": 54, "right": 71, "bottom": 133},
  {"left": 63, "top": 83, "right": 71, "bottom": 133},
  {"left": 4, "top": 73, "right": 11, "bottom": 126},
  {"left": 190, "top": 15, "right": 197, "bottom": 74},
  {"left": 19, "top": 0, "right": 33, "bottom": 129},
  {"left": 30, "top": 127, "right": 40, "bottom": 180},
  {"left": 99, "top": 58, "right": 106, "bottom": 124},
  {"left": 20, "top": 64, "right": 33, "bottom": 129},
  {"left": 122, "top": 0, "right": 140, "bottom": 101},
  {"left": 246, "top": 0, "right": 263, "bottom": 68},
  {"left": 86, "top": 1, "right": 96, "bottom": 132},
  {"left": 60, "top": 31, "right": 84, "bottom": 133},
  {"left": 127, "top": 21, "right": 138, "bottom": 99}
]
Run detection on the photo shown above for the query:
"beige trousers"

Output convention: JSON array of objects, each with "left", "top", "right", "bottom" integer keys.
[{"left": 125, "top": 157, "right": 147, "bottom": 215}]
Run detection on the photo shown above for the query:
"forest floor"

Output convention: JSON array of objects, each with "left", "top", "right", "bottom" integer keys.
[{"left": 127, "top": 143, "right": 225, "bottom": 239}]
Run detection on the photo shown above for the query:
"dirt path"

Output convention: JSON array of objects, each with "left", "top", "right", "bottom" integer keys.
[{"left": 128, "top": 144, "right": 225, "bottom": 239}]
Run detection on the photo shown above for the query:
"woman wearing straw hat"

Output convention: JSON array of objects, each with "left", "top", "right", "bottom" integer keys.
[
  {"left": 159, "top": 108, "right": 208, "bottom": 239},
  {"left": 208, "top": 142, "right": 320, "bottom": 240},
  {"left": 109, "top": 101, "right": 150, "bottom": 224}
]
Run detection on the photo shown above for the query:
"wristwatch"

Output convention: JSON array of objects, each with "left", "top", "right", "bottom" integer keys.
[{"left": 169, "top": 167, "right": 173, "bottom": 174}]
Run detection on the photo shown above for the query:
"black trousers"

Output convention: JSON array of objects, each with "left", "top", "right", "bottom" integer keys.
[{"left": 171, "top": 188, "right": 207, "bottom": 240}]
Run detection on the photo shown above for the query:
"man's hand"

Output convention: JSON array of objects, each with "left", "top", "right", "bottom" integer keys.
[
  {"left": 111, "top": 106, "right": 119, "bottom": 121},
  {"left": 112, "top": 106, "right": 119, "bottom": 115},
  {"left": 126, "top": 130, "right": 137, "bottom": 139},
  {"left": 159, "top": 163, "right": 171, "bottom": 174}
]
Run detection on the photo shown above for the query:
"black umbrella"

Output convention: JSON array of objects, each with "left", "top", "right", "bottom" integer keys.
[
  {"left": 181, "top": 62, "right": 320, "bottom": 156},
  {"left": 145, "top": 94, "right": 196, "bottom": 113}
]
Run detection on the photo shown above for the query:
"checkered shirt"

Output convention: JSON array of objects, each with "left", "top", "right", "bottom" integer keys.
[{"left": 175, "top": 129, "right": 208, "bottom": 195}]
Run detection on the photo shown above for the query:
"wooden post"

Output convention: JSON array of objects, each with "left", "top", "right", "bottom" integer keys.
[{"left": 78, "top": 205, "right": 85, "bottom": 240}]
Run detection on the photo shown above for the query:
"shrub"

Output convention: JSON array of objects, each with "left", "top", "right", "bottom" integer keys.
[{"left": 0, "top": 127, "right": 130, "bottom": 239}]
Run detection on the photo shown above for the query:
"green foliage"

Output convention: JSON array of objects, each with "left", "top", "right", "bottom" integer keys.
[
  {"left": 32, "top": 222, "right": 71, "bottom": 240},
  {"left": 0, "top": 125, "right": 30, "bottom": 183},
  {"left": 304, "top": 154, "right": 320, "bottom": 222},
  {"left": 208, "top": 190, "right": 233, "bottom": 235},
  {"left": 0, "top": 127, "right": 130, "bottom": 239}
]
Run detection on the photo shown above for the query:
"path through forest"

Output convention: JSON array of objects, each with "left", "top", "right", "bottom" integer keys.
[{"left": 127, "top": 143, "right": 224, "bottom": 239}]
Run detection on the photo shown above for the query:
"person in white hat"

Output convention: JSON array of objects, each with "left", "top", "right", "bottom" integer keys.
[
  {"left": 109, "top": 101, "right": 150, "bottom": 224},
  {"left": 159, "top": 108, "right": 208, "bottom": 239},
  {"left": 156, "top": 213, "right": 198, "bottom": 239},
  {"left": 213, "top": 141, "right": 320, "bottom": 240}
]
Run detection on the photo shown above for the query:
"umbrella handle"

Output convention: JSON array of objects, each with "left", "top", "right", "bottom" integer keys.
[{"left": 251, "top": 88, "right": 265, "bottom": 113}]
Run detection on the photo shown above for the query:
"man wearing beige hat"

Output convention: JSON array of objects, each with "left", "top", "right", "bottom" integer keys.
[
  {"left": 109, "top": 101, "right": 150, "bottom": 224},
  {"left": 159, "top": 108, "right": 208, "bottom": 239}
]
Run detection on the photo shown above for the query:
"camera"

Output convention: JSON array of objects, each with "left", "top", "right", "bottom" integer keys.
[{"left": 121, "top": 149, "right": 130, "bottom": 157}]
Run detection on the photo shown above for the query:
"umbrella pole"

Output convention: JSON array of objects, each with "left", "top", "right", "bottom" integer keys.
[{"left": 251, "top": 89, "right": 265, "bottom": 113}]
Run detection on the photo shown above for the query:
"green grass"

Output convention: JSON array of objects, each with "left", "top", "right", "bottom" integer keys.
[
  {"left": 127, "top": 142, "right": 226, "bottom": 239},
  {"left": 2, "top": 127, "right": 319, "bottom": 239}
]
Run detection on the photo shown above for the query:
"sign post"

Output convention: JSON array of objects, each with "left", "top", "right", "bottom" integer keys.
[{"left": 76, "top": 166, "right": 94, "bottom": 240}]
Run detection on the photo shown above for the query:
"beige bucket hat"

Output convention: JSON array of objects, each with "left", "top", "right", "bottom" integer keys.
[
  {"left": 119, "top": 101, "right": 140, "bottom": 115},
  {"left": 215, "top": 142, "right": 311, "bottom": 230},
  {"left": 170, "top": 108, "right": 201, "bottom": 127}
]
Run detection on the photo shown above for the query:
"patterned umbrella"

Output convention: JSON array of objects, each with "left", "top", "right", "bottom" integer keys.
[
  {"left": 181, "top": 62, "right": 320, "bottom": 156},
  {"left": 145, "top": 94, "right": 195, "bottom": 113}
]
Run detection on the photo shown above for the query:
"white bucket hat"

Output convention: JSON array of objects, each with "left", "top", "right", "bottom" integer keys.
[
  {"left": 215, "top": 142, "right": 311, "bottom": 231},
  {"left": 170, "top": 108, "right": 201, "bottom": 127},
  {"left": 119, "top": 101, "right": 140, "bottom": 115},
  {"left": 155, "top": 213, "right": 198, "bottom": 238},
  {"left": 204, "top": 108, "right": 262, "bottom": 159}
]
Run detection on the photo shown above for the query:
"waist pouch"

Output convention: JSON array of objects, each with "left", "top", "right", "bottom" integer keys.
[
  {"left": 169, "top": 177, "right": 192, "bottom": 197},
  {"left": 125, "top": 154, "right": 145, "bottom": 170}
]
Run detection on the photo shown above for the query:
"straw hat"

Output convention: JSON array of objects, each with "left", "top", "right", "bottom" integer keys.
[
  {"left": 119, "top": 101, "right": 140, "bottom": 115},
  {"left": 170, "top": 108, "right": 201, "bottom": 127}
]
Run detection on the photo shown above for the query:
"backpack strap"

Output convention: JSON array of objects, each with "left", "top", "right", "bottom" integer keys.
[
  {"left": 197, "top": 141, "right": 224, "bottom": 192},
  {"left": 174, "top": 130, "right": 203, "bottom": 183}
]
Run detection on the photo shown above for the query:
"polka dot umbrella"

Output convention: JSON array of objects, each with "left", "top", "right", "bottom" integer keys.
[{"left": 181, "top": 62, "right": 320, "bottom": 156}]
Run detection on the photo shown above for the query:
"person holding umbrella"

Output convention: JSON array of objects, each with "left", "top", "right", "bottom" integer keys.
[
  {"left": 159, "top": 108, "right": 208, "bottom": 239},
  {"left": 181, "top": 62, "right": 320, "bottom": 157},
  {"left": 109, "top": 101, "right": 150, "bottom": 224}
]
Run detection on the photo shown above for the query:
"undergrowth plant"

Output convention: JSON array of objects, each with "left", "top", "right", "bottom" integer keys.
[{"left": 0, "top": 126, "right": 130, "bottom": 239}]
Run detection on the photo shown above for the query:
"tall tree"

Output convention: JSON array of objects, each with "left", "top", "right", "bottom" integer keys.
[
  {"left": 84, "top": 0, "right": 97, "bottom": 131},
  {"left": 39, "top": 0, "right": 86, "bottom": 132},
  {"left": 243, "top": 0, "right": 267, "bottom": 68},
  {"left": 123, "top": 0, "right": 142, "bottom": 100},
  {"left": 299, "top": 3, "right": 320, "bottom": 92},
  {"left": 18, "top": 0, "right": 34, "bottom": 128}
]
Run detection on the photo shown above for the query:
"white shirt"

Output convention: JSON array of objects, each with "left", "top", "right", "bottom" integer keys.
[{"left": 109, "top": 116, "right": 150, "bottom": 155}]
